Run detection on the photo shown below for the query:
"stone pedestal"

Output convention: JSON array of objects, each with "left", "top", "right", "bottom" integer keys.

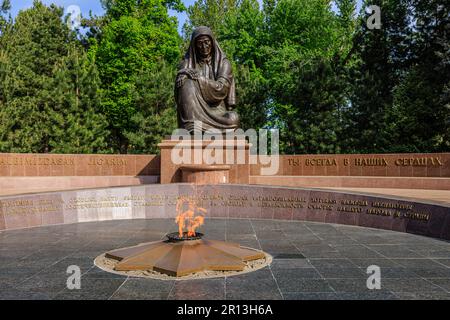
[
  {"left": 158, "top": 139, "right": 250, "bottom": 184},
  {"left": 180, "top": 165, "right": 231, "bottom": 184}
]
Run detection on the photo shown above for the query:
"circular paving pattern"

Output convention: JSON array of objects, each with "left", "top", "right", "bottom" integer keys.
[{"left": 0, "top": 219, "right": 449, "bottom": 300}]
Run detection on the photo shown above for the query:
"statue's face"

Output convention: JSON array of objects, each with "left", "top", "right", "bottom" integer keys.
[{"left": 195, "top": 35, "right": 212, "bottom": 58}]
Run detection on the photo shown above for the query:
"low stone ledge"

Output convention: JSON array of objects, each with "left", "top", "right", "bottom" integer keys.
[
  {"left": 0, "top": 183, "right": 448, "bottom": 240},
  {"left": 0, "top": 175, "right": 159, "bottom": 196},
  {"left": 250, "top": 175, "right": 450, "bottom": 190}
]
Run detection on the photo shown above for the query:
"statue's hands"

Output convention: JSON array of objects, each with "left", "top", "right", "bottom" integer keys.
[
  {"left": 176, "top": 69, "right": 199, "bottom": 87},
  {"left": 176, "top": 74, "right": 187, "bottom": 88},
  {"left": 186, "top": 69, "right": 199, "bottom": 80}
]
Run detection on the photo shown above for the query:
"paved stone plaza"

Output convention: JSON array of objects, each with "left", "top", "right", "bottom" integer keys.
[{"left": 0, "top": 219, "right": 449, "bottom": 300}]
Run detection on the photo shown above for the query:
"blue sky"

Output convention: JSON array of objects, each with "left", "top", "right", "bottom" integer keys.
[
  {"left": 9, "top": 0, "right": 194, "bottom": 32},
  {"left": 9, "top": 0, "right": 363, "bottom": 34}
]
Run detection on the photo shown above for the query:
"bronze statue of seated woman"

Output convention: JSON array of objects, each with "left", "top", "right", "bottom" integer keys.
[{"left": 175, "top": 26, "right": 239, "bottom": 134}]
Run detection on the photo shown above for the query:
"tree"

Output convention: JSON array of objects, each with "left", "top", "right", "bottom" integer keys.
[
  {"left": 184, "top": 0, "right": 357, "bottom": 153},
  {"left": 48, "top": 45, "right": 110, "bottom": 153},
  {"left": 264, "top": 0, "right": 355, "bottom": 154},
  {"left": 91, "top": 0, "right": 184, "bottom": 153},
  {"left": 389, "top": 0, "right": 450, "bottom": 152},
  {"left": 124, "top": 59, "right": 178, "bottom": 154},
  {"left": 0, "top": 1, "right": 72, "bottom": 152},
  {"left": 182, "top": 0, "right": 239, "bottom": 39},
  {"left": 0, "top": 0, "right": 10, "bottom": 35},
  {"left": 343, "top": 0, "right": 413, "bottom": 153},
  {"left": 0, "top": 1, "right": 108, "bottom": 153}
]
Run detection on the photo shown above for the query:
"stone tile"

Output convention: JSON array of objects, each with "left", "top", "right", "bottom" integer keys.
[
  {"left": 409, "top": 268, "right": 450, "bottom": 278},
  {"left": 283, "top": 292, "right": 339, "bottom": 300},
  {"left": 81, "top": 267, "right": 128, "bottom": 280},
  {"left": 169, "top": 279, "right": 225, "bottom": 300},
  {"left": 53, "top": 278, "right": 126, "bottom": 300},
  {"left": 412, "top": 250, "right": 450, "bottom": 259},
  {"left": 286, "top": 236, "right": 324, "bottom": 246},
  {"left": 226, "top": 270, "right": 282, "bottom": 300},
  {"left": 315, "top": 267, "right": 367, "bottom": 279},
  {"left": 338, "top": 291, "right": 399, "bottom": 300},
  {"left": 297, "top": 245, "right": 343, "bottom": 259},
  {"left": 1, "top": 218, "right": 450, "bottom": 300},
  {"left": 272, "top": 268, "right": 322, "bottom": 282},
  {"left": 226, "top": 278, "right": 282, "bottom": 300},
  {"left": 234, "top": 240, "right": 261, "bottom": 249},
  {"left": 271, "top": 259, "right": 313, "bottom": 269},
  {"left": 0, "top": 275, "right": 27, "bottom": 289},
  {"left": 277, "top": 279, "right": 334, "bottom": 293},
  {"left": 393, "top": 292, "right": 450, "bottom": 300},
  {"left": 327, "top": 278, "right": 395, "bottom": 293},
  {"left": 424, "top": 278, "right": 450, "bottom": 292},
  {"left": 258, "top": 241, "right": 300, "bottom": 255},
  {"left": 383, "top": 278, "right": 446, "bottom": 293},
  {"left": 0, "top": 265, "right": 45, "bottom": 280},
  {"left": 349, "top": 258, "right": 403, "bottom": 268},
  {"left": 110, "top": 278, "right": 174, "bottom": 300},
  {"left": 434, "top": 259, "right": 450, "bottom": 267},
  {"left": 0, "top": 249, "right": 36, "bottom": 260},
  {"left": 254, "top": 230, "right": 287, "bottom": 241},
  {"left": 309, "top": 258, "right": 357, "bottom": 269},
  {"left": 367, "top": 245, "right": 424, "bottom": 258},
  {"left": 37, "top": 257, "right": 95, "bottom": 278},
  {"left": 374, "top": 268, "right": 417, "bottom": 279},
  {"left": 334, "top": 245, "right": 383, "bottom": 258},
  {"left": 390, "top": 258, "right": 449, "bottom": 268},
  {"left": 14, "top": 275, "right": 68, "bottom": 297},
  {"left": 0, "top": 287, "right": 54, "bottom": 300},
  {"left": 225, "top": 234, "right": 258, "bottom": 242},
  {"left": 322, "top": 237, "right": 359, "bottom": 245}
]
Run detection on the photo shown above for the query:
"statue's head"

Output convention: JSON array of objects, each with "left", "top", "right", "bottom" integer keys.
[
  {"left": 195, "top": 35, "right": 212, "bottom": 59},
  {"left": 191, "top": 26, "right": 215, "bottom": 60}
]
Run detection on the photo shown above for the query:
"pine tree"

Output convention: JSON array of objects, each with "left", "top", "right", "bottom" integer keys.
[
  {"left": 48, "top": 45, "right": 110, "bottom": 153},
  {"left": 343, "top": 0, "right": 413, "bottom": 153},
  {"left": 0, "top": 0, "right": 10, "bottom": 35},
  {"left": 0, "top": 1, "right": 69, "bottom": 152},
  {"left": 390, "top": 0, "right": 450, "bottom": 152},
  {"left": 0, "top": 1, "right": 109, "bottom": 153},
  {"left": 124, "top": 59, "right": 177, "bottom": 154}
]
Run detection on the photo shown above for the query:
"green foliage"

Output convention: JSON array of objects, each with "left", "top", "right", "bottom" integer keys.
[
  {"left": 265, "top": 0, "right": 354, "bottom": 154},
  {"left": 341, "top": 0, "right": 410, "bottom": 153},
  {"left": 0, "top": 1, "right": 108, "bottom": 153},
  {"left": 0, "top": 0, "right": 448, "bottom": 155},
  {"left": 182, "top": 0, "right": 239, "bottom": 39},
  {"left": 184, "top": 0, "right": 355, "bottom": 153},
  {"left": 124, "top": 59, "right": 178, "bottom": 154},
  {"left": 92, "top": 0, "right": 183, "bottom": 153},
  {"left": 343, "top": 0, "right": 449, "bottom": 153},
  {"left": 48, "top": 46, "right": 110, "bottom": 153},
  {"left": 388, "top": 0, "right": 450, "bottom": 152},
  {"left": 184, "top": 0, "right": 270, "bottom": 132}
]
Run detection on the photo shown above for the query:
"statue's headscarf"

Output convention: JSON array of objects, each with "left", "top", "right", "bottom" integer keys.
[{"left": 182, "top": 26, "right": 236, "bottom": 107}]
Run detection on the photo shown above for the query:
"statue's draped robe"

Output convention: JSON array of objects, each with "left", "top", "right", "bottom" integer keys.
[{"left": 175, "top": 27, "right": 239, "bottom": 133}]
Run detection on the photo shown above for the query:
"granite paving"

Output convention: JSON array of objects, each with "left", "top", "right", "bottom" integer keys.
[{"left": 0, "top": 219, "right": 449, "bottom": 300}]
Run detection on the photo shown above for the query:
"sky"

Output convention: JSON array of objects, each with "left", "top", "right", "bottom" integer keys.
[
  {"left": 9, "top": 0, "right": 194, "bottom": 33},
  {"left": 9, "top": 0, "right": 363, "bottom": 34}
]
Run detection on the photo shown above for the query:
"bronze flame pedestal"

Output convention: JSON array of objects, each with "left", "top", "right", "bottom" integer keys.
[{"left": 105, "top": 233, "right": 265, "bottom": 277}]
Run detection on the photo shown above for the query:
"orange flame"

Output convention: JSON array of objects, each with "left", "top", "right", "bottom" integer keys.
[{"left": 175, "top": 196, "right": 206, "bottom": 237}]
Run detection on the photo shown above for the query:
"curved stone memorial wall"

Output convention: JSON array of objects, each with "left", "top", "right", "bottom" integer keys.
[{"left": 0, "top": 184, "right": 449, "bottom": 240}]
